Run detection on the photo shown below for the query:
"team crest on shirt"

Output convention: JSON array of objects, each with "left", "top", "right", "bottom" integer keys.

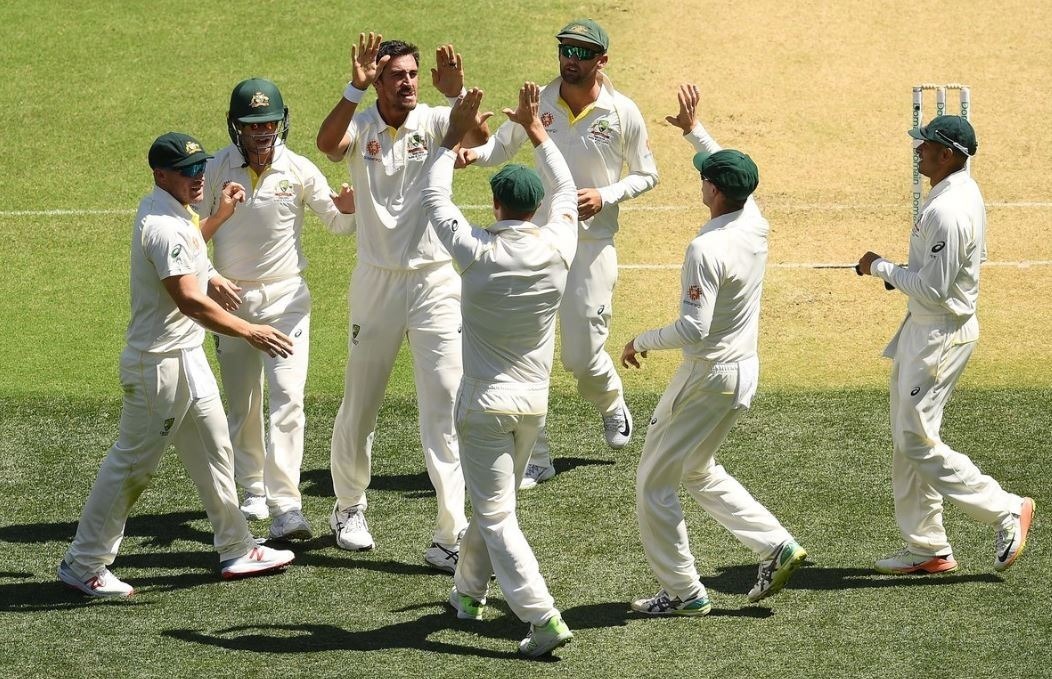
[
  {"left": 688, "top": 284, "right": 702, "bottom": 301},
  {"left": 406, "top": 132, "right": 429, "bottom": 160},
  {"left": 587, "top": 117, "right": 614, "bottom": 144},
  {"left": 365, "top": 139, "right": 382, "bottom": 160},
  {"left": 541, "top": 111, "right": 555, "bottom": 129},
  {"left": 274, "top": 178, "right": 295, "bottom": 200}
]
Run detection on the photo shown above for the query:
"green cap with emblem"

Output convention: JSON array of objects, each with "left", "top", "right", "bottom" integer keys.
[
  {"left": 490, "top": 163, "right": 545, "bottom": 214},
  {"left": 556, "top": 18, "right": 609, "bottom": 51},
  {"left": 908, "top": 114, "right": 977, "bottom": 156},
  {"left": 229, "top": 77, "right": 286, "bottom": 124},
  {"left": 148, "top": 132, "right": 212, "bottom": 169},
  {"left": 692, "top": 149, "right": 759, "bottom": 201}
]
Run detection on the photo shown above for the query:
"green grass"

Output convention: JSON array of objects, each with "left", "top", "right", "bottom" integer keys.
[{"left": 2, "top": 389, "right": 1048, "bottom": 677}]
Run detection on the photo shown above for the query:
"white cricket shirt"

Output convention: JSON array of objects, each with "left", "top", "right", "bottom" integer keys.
[
  {"left": 125, "top": 186, "right": 211, "bottom": 353},
  {"left": 873, "top": 168, "right": 986, "bottom": 321},
  {"left": 200, "top": 143, "right": 355, "bottom": 282},
  {"left": 634, "top": 122, "right": 768, "bottom": 362},
  {"left": 471, "top": 74, "right": 657, "bottom": 240},
  {"left": 422, "top": 139, "right": 578, "bottom": 414},
  {"left": 340, "top": 103, "right": 452, "bottom": 270}
]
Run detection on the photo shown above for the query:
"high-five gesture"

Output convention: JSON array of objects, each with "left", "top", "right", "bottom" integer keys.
[
  {"left": 442, "top": 88, "right": 485, "bottom": 150},
  {"left": 431, "top": 43, "right": 464, "bottom": 98},
  {"left": 504, "top": 82, "right": 548, "bottom": 147},
  {"left": 666, "top": 83, "right": 700, "bottom": 133},
  {"left": 350, "top": 32, "right": 389, "bottom": 89}
]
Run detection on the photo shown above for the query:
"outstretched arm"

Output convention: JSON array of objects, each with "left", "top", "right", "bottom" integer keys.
[
  {"left": 317, "top": 32, "right": 389, "bottom": 162},
  {"left": 424, "top": 89, "right": 490, "bottom": 272},
  {"left": 669, "top": 83, "right": 722, "bottom": 154}
]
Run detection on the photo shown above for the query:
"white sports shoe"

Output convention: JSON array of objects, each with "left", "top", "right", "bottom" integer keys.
[
  {"left": 329, "top": 502, "right": 374, "bottom": 551},
  {"left": 519, "top": 463, "right": 556, "bottom": 490},
  {"left": 239, "top": 494, "right": 269, "bottom": 521},
  {"left": 519, "top": 613, "right": 573, "bottom": 657},
  {"left": 424, "top": 535, "right": 461, "bottom": 574},
  {"left": 448, "top": 586, "right": 486, "bottom": 620},
  {"left": 58, "top": 561, "right": 134, "bottom": 598},
  {"left": 603, "top": 401, "right": 633, "bottom": 449},
  {"left": 220, "top": 545, "right": 294, "bottom": 580},
  {"left": 269, "top": 509, "right": 313, "bottom": 541},
  {"left": 994, "top": 497, "right": 1036, "bottom": 572}
]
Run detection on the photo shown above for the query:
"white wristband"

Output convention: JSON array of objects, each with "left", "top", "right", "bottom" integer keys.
[
  {"left": 446, "top": 87, "right": 467, "bottom": 104},
  {"left": 343, "top": 83, "right": 366, "bottom": 103}
]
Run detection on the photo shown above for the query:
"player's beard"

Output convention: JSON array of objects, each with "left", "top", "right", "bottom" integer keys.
[{"left": 560, "top": 63, "right": 583, "bottom": 85}]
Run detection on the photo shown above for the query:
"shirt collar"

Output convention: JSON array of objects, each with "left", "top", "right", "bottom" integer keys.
[
  {"left": 926, "top": 167, "right": 970, "bottom": 202},
  {"left": 151, "top": 185, "right": 194, "bottom": 221},
  {"left": 369, "top": 102, "right": 421, "bottom": 134}
]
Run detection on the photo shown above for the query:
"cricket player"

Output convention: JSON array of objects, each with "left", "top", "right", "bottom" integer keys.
[
  {"left": 461, "top": 19, "right": 659, "bottom": 489},
  {"left": 422, "top": 84, "right": 576, "bottom": 658},
  {"left": 622, "top": 85, "right": 805, "bottom": 615},
  {"left": 857, "top": 115, "right": 1035, "bottom": 575},
  {"left": 199, "top": 77, "right": 356, "bottom": 542},
  {"left": 316, "top": 33, "right": 488, "bottom": 571},
  {"left": 58, "top": 132, "right": 295, "bottom": 597}
]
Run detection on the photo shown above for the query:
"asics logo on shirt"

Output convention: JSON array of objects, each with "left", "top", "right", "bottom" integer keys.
[{"left": 931, "top": 241, "right": 945, "bottom": 253}]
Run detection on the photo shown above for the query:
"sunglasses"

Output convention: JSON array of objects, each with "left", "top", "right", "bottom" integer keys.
[
  {"left": 558, "top": 43, "right": 602, "bottom": 61},
  {"left": 173, "top": 161, "right": 207, "bottom": 178}
]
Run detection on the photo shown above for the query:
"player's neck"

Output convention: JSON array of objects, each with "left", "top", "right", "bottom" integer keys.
[
  {"left": 559, "top": 79, "right": 600, "bottom": 116},
  {"left": 377, "top": 101, "right": 410, "bottom": 131}
]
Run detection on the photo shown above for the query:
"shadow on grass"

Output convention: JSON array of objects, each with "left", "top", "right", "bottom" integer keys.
[
  {"left": 299, "top": 457, "right": 616, "bottom": 499},
  {"left": 703, "top": 562, "right": 1003, "bottom": 594},
  {"left": 163, "top": 605, "right": 535, "bottom": 660},
  {"left": 0, "top": 570, "right": 218, "bottom": 612},
  {"left": 0, "top": 510, "right": 216, "bottom": 547},
  {"left": 562, "top": 601, "right": 773, "bottom": 627}
]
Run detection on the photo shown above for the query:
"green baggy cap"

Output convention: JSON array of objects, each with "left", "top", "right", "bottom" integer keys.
[
  {"left": 556, "top": 18, "right": 609, "bottom": 51},
  {"left": 148, "top": 132, "right": 212, "bottom": 169},
  {"left": 229, "top": 77, "right": 286, "bottom": 124},
  {"left": 908, "top": 115, "right": 977, "bottom": 156},
  {"left": 692, "top": 149, "right": 759, "bottom": 201},
  {"left": 490, "top": 164, "right": 545, "bottom": 214}
]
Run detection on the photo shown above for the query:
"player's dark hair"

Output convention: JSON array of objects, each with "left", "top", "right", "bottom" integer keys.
[{"left": 377, "top": 40, "right": 420, "bottom": 65}]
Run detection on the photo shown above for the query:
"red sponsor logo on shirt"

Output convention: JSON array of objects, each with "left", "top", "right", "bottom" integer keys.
[
  {"left": 366, "top": 139, "right": 381, "bottom": 158},
  {"left": 541, "top": 111, "right": 554, "bottom": 129},
  {"left": 688, "top": 284, "right": 702, "bottom": 301}
]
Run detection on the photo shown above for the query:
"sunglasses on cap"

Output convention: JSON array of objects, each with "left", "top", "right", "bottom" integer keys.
[
  {"left": 173, "top": 161, "right": 207, "bottom": 178},
  {"left": 933, "top": 129, "right": 973, "bottom": 157},
  {"left": 558, "top": 43, "right": 602, "bottom": 60}
]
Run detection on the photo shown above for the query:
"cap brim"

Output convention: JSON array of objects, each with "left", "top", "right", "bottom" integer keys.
[
  {"left": 171, "top": 151, "right": 213, "bottom": 167},
  {"left": 907, "top": 127, "right": 934, "bottom": 142},
  {"left": 237, "top": 113, "right": 284, "bottom": 123},
  {"left": 555, "top": 33, "right": 606, "bottom": 49},
  {"left": 692, "top": 151, "right": 710, "bottom": 174}
]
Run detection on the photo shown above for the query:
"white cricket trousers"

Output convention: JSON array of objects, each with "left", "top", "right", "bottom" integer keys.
[
  {"left": 330, "top": 262, "right": 467, "bottom": 545},
  {"left": 215, "top": 275, "right": 310, "bottom": 515},
  {"left": 636, "top": 358, "right": 792, "bottom": 601},
  {"left": 890, "top": 317, "right": 1022, "bottom": 556},
  {"left": 64, "top": 346, "right": 257, "bottom": 580},
  {"left": 453, "top": 390, "right": 558, "bottom": 626},
  {"left": 529, "top": 238, "right": 621, "bottom": 468},
  {"left": 560, "top": 238, "right": 623, "bottom": 413}
]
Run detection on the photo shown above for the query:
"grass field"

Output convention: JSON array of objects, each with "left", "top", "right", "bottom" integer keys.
[{"left": 1, "top": 1, "right": 1050, "bottom": 677}]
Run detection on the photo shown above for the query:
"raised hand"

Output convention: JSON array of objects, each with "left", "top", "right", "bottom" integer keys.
[
  {"left": 665, "top": 83, "right": 699, "bottom": 133},
  {"left": 350, "top": 32, "right": 389, "bottom": 88},
  {"left": 503, "top": 81, "right": 541, "bottom": 128},
  {"left": 447, "top": 88, "right": 485, "bottom": 145},
  {"left": 431, "top": 43, "right": 464, "bottom": 98}
]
